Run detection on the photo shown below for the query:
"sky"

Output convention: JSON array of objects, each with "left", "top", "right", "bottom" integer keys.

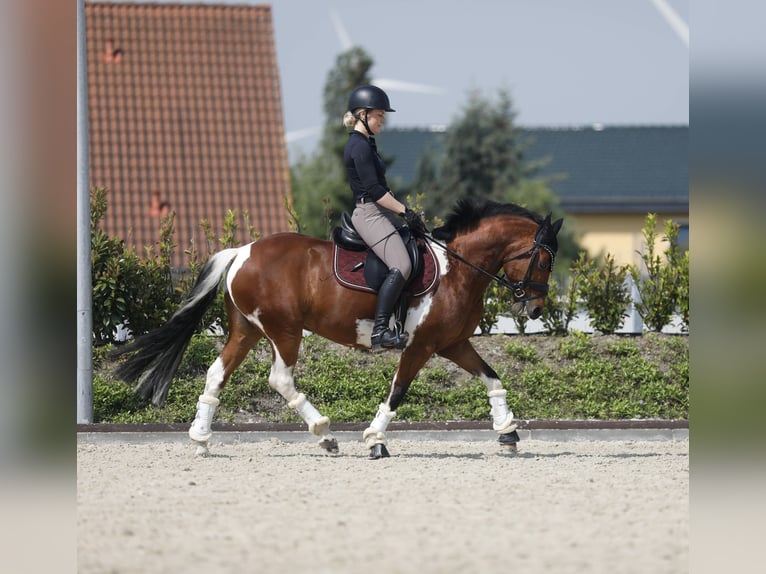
[
  {"left": 110, "top": 0, "right": 690, "bottom": 161},
  {"left": 263, "top": 0, "right": 689, "bottom": 160}
]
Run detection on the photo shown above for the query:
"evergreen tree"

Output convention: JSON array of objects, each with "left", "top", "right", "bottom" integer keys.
[
  {"left": 422, "top": 89, "right": 531, "bottom": 215},
  {"left": 290, "top": 47, "right": 374, "bottom": 237},
  {"left": 411, "top": 88, "right": 581, "bottom": 278},
  {"left": 507, "top": 178, "right": 580, "bottom": 279}
]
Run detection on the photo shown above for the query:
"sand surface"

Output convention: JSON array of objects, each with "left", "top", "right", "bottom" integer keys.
[{"left": 77, "top": 437, "right": 688, "bottom": 573}]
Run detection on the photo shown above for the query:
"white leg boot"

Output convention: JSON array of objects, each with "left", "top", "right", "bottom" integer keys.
[
  {"left": 363, "top": 403, "right": 397, "bottom": 449},
  {"left": 189, "top": 394, "right": 220, "bottom": 445},
  {"left": 488, "top": 389, "right": 517, "bottom": 434},
  {"left": 288, "top": 393, "right": 331, "bottom": 436}
]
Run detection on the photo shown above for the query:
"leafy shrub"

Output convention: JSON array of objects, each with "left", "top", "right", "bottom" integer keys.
[
  {"left": 503, "top": 341, "right": 541, "bottom": 363},
  {"left": 177, "top": 333, "right": 221, "bottom": 377},
  {"left": 630, "top": 214, "right": 683, "bottom": 332},
  {"left": 95, "top": 333, "right": 688, "bottom": 423},
  {"left": 92, "top": 375, "right": 143, "bottom": 422},
  {"left": 479, "top": 281, "right": 513, "bottom": 334},
  {"left": 605, "top": 338, "right": 640, "bottom": 358},
  {"left": 557, "top": 330, "right": 593, "bottom": 359},
  {"left": 676, "top": 250, "right": 690, "bottom": 331},
  {"left": 573, "top": 252, "right": 631, "bottom": 334},
  {"left": 541, "top": 275, "right": 580, "bottom": 336},
  {"left": 90, "top": 187, "right": 184, "bottom": 345}
]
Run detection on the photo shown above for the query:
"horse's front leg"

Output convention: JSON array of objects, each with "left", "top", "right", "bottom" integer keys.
[
  {"left": 363, "top": 349, "right": 430, "bottom": 459},
  {"left": 437, "top": 339, "right": 520, "bottom": 450}
]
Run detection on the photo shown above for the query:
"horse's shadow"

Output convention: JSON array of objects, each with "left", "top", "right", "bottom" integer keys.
[
  {"left": 196, "top": 452, "right": 236, "bottom": 460},
  {"left": 372, "top": 451, "right": 685, "bottom": 460},
  {"left": 255, "top": 450, "right": 686, "bottom": 461}
]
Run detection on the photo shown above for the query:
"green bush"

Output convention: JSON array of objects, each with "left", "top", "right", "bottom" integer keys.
[
  {"left": 479, "top": 281, "right": 514, "bottom": 334},
  {"left": 541, "top": 275, "right": 579, "bottom": 336},
  {"left": 92, "top": 375, "right": 143, "bottom": 421},
  {"left": 557, "top": 330, "right": 593, "bottom": 359},
  {"left": 573, "top": 252, "right": 631, "bottom": 334},
  {"left": 503, "top": 340, "right": 541, "bottom": 363},
  {"left": 676, "top": 250, "right": 690, "bottom": 331},
  {"left": 90, "top": 187, "right": 184, "bottom": 345},
  {"left": 93, "top": 185, "right": 687, "bottom": 345},
  {"left": 95, "top": 333, "right": 688, "bottom": 424},
  {"left": 630, "top": 214, "right": 684, "bottom": 332}
]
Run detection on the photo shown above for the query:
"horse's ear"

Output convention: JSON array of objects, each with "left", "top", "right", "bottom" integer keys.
[
  {"left": 544, "top": 212, "right": 552, "bottom": 224},
  {"left": 552, "top": 218, "right": 563, "bottom": 235}
]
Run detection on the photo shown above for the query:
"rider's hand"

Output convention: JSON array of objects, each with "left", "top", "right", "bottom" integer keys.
[{"left": 402, "top": 208, "right": 429, "bottom": 237}]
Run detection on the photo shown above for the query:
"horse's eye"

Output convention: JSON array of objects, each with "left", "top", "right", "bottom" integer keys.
[{"left": 539, "top": 259, "right": 550, "bottom": 270}]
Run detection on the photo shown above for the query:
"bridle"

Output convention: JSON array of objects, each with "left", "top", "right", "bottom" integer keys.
[
  {"left": 498, "top": 241, "right": 556, "bottom": 301},
  {"left": 424, "top": 223, "right": 556, "bottom": 303}
]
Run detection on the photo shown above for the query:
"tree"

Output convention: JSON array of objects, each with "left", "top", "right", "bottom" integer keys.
[
  {"left": 290, "top": 47, "right": 375, "bottom": 237},
  {"left": 412, "top": 89, "right": 580, "bottom": 274},
  {"left": 506, "top": 178, "right": 580, "bottom": 280},
  {"left": 419, "top": 89, "right": 532, "bottom": 215}
]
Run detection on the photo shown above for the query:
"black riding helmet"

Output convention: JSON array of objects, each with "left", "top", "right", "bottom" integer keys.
[{"left": 347, "top": 85, "right": 395, "bottom": 112}]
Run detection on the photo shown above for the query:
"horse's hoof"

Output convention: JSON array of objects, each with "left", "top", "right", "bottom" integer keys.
[
  {"left": 498, "top": 430, "right": 520, "bottom": 452},
  {"left": 369, "top": 443, "right": 390, "bottom": 459},
  {"left": 318, "top": 437, "right": 339, "bottom": 454}
]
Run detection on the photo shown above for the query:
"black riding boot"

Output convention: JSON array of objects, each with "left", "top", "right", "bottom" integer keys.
[{"left": 371, "top": 268, "right": 408, "bottom": 352}]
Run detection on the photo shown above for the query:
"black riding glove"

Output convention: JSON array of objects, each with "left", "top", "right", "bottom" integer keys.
[{"left": 402, "top": 208, "right": 429, "bottom": 237}]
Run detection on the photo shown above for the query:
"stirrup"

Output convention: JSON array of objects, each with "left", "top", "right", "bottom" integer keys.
[{"left": 371, "top": 325, "right": 409, "bottom": 352}]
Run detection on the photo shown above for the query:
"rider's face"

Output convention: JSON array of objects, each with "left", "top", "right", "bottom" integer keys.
[{"left": 363, "top": 109, "right": 386, "bottom": 134}]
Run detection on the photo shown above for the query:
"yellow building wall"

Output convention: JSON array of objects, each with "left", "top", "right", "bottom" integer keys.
[{"left": 569, "top": 212, "right": 688, "bottom": 267}]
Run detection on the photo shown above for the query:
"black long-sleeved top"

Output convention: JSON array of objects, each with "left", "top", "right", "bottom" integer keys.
[{"left": 344, "top": 131, "right": 390, "bottom": 203}]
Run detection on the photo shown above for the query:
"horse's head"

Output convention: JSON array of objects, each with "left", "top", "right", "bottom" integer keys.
[
  {"left": 432, "top": 199, "right": 564, "bottom": 320},
  {"left": 501, "top": 213, "right": 563, "bottom": 320}
]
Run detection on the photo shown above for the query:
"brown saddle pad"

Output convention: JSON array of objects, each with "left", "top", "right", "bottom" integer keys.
[{"left": 332, "top": 241, "right": 440, "bottom": 297}]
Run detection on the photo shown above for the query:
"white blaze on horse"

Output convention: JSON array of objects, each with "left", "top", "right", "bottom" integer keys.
[{"left": 114, "top": 199, "right": 563, "bottom": 458}]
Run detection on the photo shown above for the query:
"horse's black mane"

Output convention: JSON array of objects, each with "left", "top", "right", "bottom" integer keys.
[{"left": 431, "top": 198, "right": 543, "bottom": 242}]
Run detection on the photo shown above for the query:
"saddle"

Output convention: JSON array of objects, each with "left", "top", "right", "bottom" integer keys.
[{"left": 332, "top": 212, "right": 440, "bottom": 319}]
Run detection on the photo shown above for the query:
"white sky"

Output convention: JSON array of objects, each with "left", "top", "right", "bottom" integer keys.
[
  {"left": 266, "top": 0, "right": 689, "bottom": 158},
  {"left": 110, "top": 0, "right": 690, "bottom": 159}
]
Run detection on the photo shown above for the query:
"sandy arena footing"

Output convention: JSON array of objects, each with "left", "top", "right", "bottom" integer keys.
[{"left": 77, "top": 435, "right": 688, "bottom": 573}]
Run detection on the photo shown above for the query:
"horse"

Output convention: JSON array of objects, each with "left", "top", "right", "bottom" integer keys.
[{"left": 114, "top": 198, "right": 563, "bottom": 458}]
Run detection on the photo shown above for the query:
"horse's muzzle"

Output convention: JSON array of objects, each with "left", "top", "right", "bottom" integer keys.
[{"left": 512, "top": 300, "right": 543, "bottom": 320}]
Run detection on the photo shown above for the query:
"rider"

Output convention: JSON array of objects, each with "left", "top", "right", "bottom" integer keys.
[{"left": 343, "top": 85, "right": 428, "bottom": 352}]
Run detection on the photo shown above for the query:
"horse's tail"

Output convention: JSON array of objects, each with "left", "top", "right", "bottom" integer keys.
[{"left": 113, "top": 247, "right": 241, "bottom": 406}]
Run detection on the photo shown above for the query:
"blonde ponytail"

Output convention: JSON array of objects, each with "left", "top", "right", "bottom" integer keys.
[{"left": 342, "top": 110, "right": 358, "bottom": 129}]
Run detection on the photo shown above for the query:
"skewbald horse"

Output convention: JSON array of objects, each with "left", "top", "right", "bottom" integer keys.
[{"left": 114, "top": 199, "right": 563, "bottom": 458}]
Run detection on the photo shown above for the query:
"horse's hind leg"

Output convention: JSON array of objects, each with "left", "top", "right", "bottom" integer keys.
[
  {"left": 437, "top": 340, "right": 519, "bottom": 448},
  {"left": 267, "top": 334, "right": 339, "bottom": 454},
  {"left": 189, "top": 302, "right": 262, "bottom": 455}
]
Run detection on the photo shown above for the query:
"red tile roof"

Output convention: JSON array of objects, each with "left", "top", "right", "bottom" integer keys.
[{"left": 86, "top": 2, "right": 292, "bottom": 266}]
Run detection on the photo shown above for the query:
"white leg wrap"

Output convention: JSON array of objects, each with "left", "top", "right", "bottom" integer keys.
[
  {"left": 363, "top": 403, "right": 397, "bottom": 448},
  {"left": 189, "top": 394, "right": 220, "bottom": 443},
  {"left": 288, "top": 393, "right": 331, "bottom": 436},
  {"left": 488, "top": 389, "right": 517, "bottom": 434}
]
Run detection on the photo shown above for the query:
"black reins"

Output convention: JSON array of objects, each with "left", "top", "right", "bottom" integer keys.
[{"left": 423, "top": 227, "right": 555, "bottom": 303}]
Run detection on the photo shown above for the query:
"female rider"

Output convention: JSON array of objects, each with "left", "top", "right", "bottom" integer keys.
[{"left": 342, "top": 85, "right": 428, "bottom": 351}]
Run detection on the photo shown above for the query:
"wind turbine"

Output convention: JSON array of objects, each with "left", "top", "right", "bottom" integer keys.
[
  {"left": 285, "top": 9, "right": 446, "bottom": 147},
  {"left": 329, "top": 9, "right": 447, "bottom": 96},
  {"left": 647, "top": 0, "right": 689, "bottom": 48}
]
